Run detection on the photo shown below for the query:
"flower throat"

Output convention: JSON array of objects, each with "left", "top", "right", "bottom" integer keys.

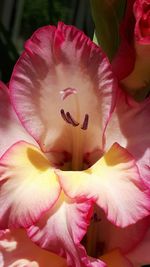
[{"left": 60, "top": 87, "right": 89, "bottom": 171}]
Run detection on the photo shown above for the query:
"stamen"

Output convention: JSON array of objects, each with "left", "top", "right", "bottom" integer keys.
[
  {"left": 81, "top": 114, "right": 89, "bottom": 130},
  {"left": 60, "top": 109, "right": 79, "bottom": 127},
  {"left": 66, "top": 112, "right": 79, "bottom": 127},
  {"left": 60, "top": 87, "right": 77, "bottom": 100},
  {"left": 60, "top": 109, "right": 71, "bottom": 124}
]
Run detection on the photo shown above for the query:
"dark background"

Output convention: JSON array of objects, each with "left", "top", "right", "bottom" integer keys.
[{"left": 0, "top": 0, "right": 94, "bottom": 83}]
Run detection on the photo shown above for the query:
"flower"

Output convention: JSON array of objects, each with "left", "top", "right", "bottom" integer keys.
[
  {"left": 91, "top": 0, "right": 150, "bottom": 99},
  {"left": 134, "top": 0, "right": 150, "bottom": 43},
  {"left": 0, "top": 22, "right": 149, "bottom": 266},
  {"left": 0, "top": 82, "right": 104, "bottom": 267},
  {"left": 112, "top": 0, "right": 150, "bottom": 99}
]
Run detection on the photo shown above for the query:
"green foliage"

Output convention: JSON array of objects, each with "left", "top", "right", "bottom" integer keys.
[
  {"left": 21, "top": 0, "right": 69, "bottom": 39},
  {"left": 48, "top": 0, "right": 70, "bottom": 25},
  {"left": 21, "top": 0, "right": 50, "bottom": 38},
  {"left": 90, "top": 0, "right": 126, "bottom": 61},
  {"left": 0, "top": 22, "right": 18, "bottom": 82}
]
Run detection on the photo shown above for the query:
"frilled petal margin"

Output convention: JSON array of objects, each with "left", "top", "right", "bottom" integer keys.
[
  {"left": 0, "top": 229, "right": 67, "bottom": 267},
  {"left": 9, "top": 22, "right": 117, "bottom": 156},
  {"left": 27, "top": 195, "right": 105, "bottom": 267},
  {"left": 0, "top": 81, "right": 35, "bottom": 156},
  {"left": 58, "top": 143, "right": 150, "bottom": 227},
  {"left": 0, "top": 141, "right": 105, "bottom": 267},
  {"left": 105, "top": 89, "right": 150, "bottom": 186},
  {"left": 0, "top": 141, "right": 61, "bottom": 228}
]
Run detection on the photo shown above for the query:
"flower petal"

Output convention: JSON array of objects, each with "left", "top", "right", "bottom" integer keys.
[
  {"left": 86, "top": 206, "right": 149, "bottom": 256},
  {"left": 58, "top": 143, "right": 150, "bottom": 227},
  {"left": 127, "top": 225, "right": 150, "bottom": 266},
  {"left": 10, "top": 22, "right": 117, "bottom": 157},
  {"left": 121, "top": 41, "right": 150, "bottom": 99},
  {"left": 100, "top": 249, "right": 133, "bottom": 267},
  {"left": 105, "top": 89, "right": 150, "bottom": 184},
  {"left": 0, "top": 141, "right": 61, "bottom": 228},
  {"left": 28, "top": 194, "right": 105, "bottom": 267},
  {"left": 111, "top": 0, "right": 135, "bottom": 81},
  {"left": 0, "top": 229, "right": 67, "bottom": 267},
  {"left": 114, "top": 0, "right": 150, "bottom": 98},
  {"left": 134, "top": 0, "right": 150, "bottom": 44},
  {"left": 112, "top": 38, "right": 135, "bottom": 82},
  {"left": 0, "top": 81, "right": 35, "bottom": 156}
]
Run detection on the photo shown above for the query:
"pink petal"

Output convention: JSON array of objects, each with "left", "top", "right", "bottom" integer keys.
[
  {"left": 134, "top": 0, "right": 150, "bottom": 44},
  {"left": 105, "top": 89, "right": 150, "bottom": 185},
  {"left": 113, "top": 0, "right": 150, "bottom": 95},
  {"left": 0, "top": 141, "right": 61, "bottom": 229},
  {"left": 10, "top": 22, "right": 117, "bottom": 159},
  {"left": 0, "top": 81, "right": 35, "bottom": 156},
  {"left": 112, "top": 38, "right": 135, "bottom": 81},
  {"left": 120, "top": 41, "right": 150, "bottom": 97},
  {"left": 58, "top": 143, "right": 150, "bottom": 227},
  {"left": 0, "top": 229, "right": 67, "bottom": 267},
  {"left": 111, "top": 0, "right": 135, "bottom": 81},
  {"left": 27, "top": 195, "right": 105, "bottom": 267},
  {"left": 87, "top": 206, "right": 149, "bottom": 256},
  {"left": 100, "top": 249, "right": 133, "bottom": 267},
  {"left": 127, "top": 223, "right": 150, "bottom": 266}
]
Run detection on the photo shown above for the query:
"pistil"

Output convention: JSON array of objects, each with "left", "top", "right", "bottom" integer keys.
[{"left": 60, "top": 88, "right": 89, "bottom": 171}]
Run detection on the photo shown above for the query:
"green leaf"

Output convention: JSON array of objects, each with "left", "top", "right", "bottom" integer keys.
[{"left": 90, "top": 0, "right": 126, "bottom": 61}]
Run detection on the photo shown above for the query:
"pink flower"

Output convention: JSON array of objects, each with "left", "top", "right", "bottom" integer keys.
[
  {"left": 134, "top": 0, "right": 150, "bottom": 43},
  {"left": 0, "top": 22, "right": 149, "bottom": 266},
  {"left": 112, "top": 0, "right": 150, "bottom": 99}
]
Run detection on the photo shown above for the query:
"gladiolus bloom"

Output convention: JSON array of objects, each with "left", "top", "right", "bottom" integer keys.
[{"left": 0, "top": 23, "right": 149, "bottom": 266}]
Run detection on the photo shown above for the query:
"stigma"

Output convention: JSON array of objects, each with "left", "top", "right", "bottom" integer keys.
[{"left": 60, "top": 87, "right": 77, "bottom": 100}]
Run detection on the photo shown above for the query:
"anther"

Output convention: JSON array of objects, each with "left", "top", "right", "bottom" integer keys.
[
  {"left": 60, "top": 109, "right": 79, "bottom": 127},
  {"left": 66, "top": 112, "right": 79, "bottom": 127},
  {"left": 60, "top": 109, "right": 71, "bottom": 124},
  {"left": 81, "top": 114, "right": 89, "bottom": 130}
]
